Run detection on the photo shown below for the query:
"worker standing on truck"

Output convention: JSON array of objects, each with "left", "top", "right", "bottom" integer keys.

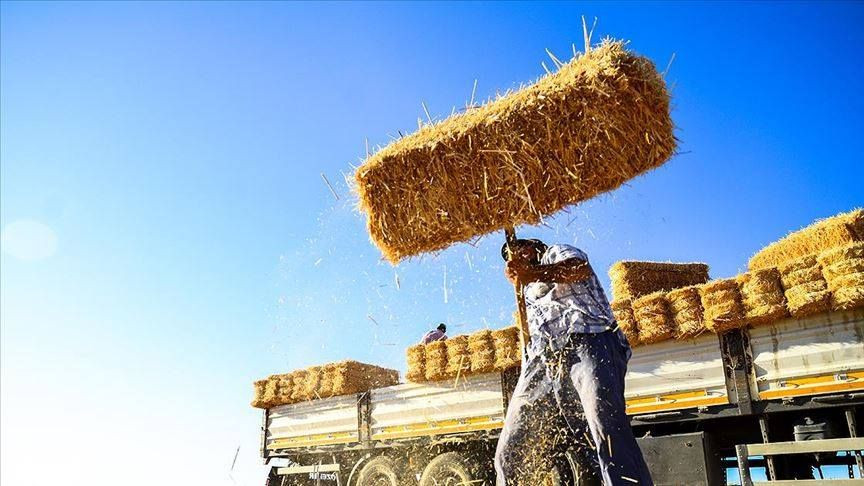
[
  {"left": 495, "top": 239, "right": 653, "bottom": 486},
  {"left": 421, "top": 323, "right": 447, "bottom": 344}
]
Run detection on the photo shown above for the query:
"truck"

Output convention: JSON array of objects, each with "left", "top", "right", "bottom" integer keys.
[{"left": 260, "top": 308, "right": 864, "bottom": 485}]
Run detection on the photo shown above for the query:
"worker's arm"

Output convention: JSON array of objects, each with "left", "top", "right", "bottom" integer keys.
[{"left": 506, "top": 258, "right": 592, "bottom": 284}]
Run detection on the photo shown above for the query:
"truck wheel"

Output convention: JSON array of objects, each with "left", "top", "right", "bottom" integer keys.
[
  {"left": 419, "top": 452, "right": 480, "bottom": 486},
  {"left": 356, "top": 456, "right": 404, "bottom": 486}
]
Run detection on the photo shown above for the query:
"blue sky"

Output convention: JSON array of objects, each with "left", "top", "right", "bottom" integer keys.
[{"left": 2, "top": 2, "right": 862, "bottom": 485}]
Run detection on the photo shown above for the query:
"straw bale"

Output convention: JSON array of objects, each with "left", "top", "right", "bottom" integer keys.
[
  {"left": 666, "top": 286, "right": 706, "bottom": 338},
  {"left": 632, "top": 291, "right": 675, "bottom": 344},
  {"left": 821, "top": 258, "right": 864, "bottom": 281},
  {"left": 445, "top": 335, "right": 472, "bottom": 378},
  {"left": 405, "top": 344, "right": 426, "bottom": 383},
  {"left": 320, "top": 361, "right": 399, "bottom": 396},
  {"left": 749, "top": 209, "right": 864, "bottom": 270},
  {"left": 301, "top": 366, "right": 322, "bottom": 401},
  {"left": 699, "top": 279, "right": 746, "bottom": 333},
  {"left": 738, "top": 268, "right": 788, "bottom": 326},
  {"left": 784, "top": 281, "right": 831, "bottom": 317},
  {"left": 817, "top": 241, "right": 864, "bottom": 267},
  {"left": 492, "top": 327, "right": 522, "bottom": 371},
  {"left": 274, "top": 373, "right": 295, "bottom": 406},
  {"left": 354, "top": 40, "right": 676, "bottom": 263},
  {"left": 261, "top": 376, "right": 283, "bottom": 408},
  {"left": 468, "top": 329, "right": 496, "bottom": 374},
  {"left": 290, "top": 370, "right": 308, "bottom": 402},
  {"left": 611, "top": 299, "right": 640, "bottom": 346},
  {"left": 424, "top": 341, "right": 449, "bottom": 381},
  {"left": 251, "top": 379, "right": 269, "bottom": 409},
  {"left": 831, "top": 283, "right": 864, "bottom": 310},
  {"left": 608, "top": 261, "right": 710, "bottom": 301}
]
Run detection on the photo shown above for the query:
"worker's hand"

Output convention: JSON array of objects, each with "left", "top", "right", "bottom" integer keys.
[{"left": 505, "top": 260, "right": 532, "bottom": 285}]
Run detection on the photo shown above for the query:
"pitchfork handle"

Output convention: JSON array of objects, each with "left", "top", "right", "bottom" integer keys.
[{"left": 504, "top": 227, "right": 531, "bottom": 355}]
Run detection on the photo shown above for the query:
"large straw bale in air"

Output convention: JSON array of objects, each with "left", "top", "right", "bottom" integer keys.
[
  {"left": 738, "top": 268, "right": 788, "bottom": 326},
  {"left": 818, "top": 242, "right": 864, "bottom": 310},
  {"left": 354, "top": 40, "right": 676, "bottom": 263},
  {"left": 609, "top": 261, "right": 710, "bottom": 301},
  {"left": 749, "top": 208, "right": 864, "bottom": 271},
  {"left": 492, "top": 327, "right": 522, "bottom": 371},
  {"left": 699, "top": 279, "right": 746, "bottom": 333},
  {"left": 424, "top": 341, "right": 449, "bottom": 382},
  {"left": 611, "top": 299, "right": 640, "bottom": 346},
  {"left": 632, "top": 291, "right": 675, "bottom": 344},
  {"left": 468, "top": 330, "right": 496, "bottom": 374},
  {"left": 778, "top": 255, "right": 831, "bottom": 317},
  {"left": 445, "top": 335, "right": 471, "bottom": 378},
  {"left": 405, "top": 344, "right": 426, "bottom": 383},
  {"left": 666, "top": 285, "right": 706, "bottom": 338}
]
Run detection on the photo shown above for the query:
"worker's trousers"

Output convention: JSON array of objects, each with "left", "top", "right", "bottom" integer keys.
[{"left": 494, "top": 330, "right": 653, "bottom": 486}]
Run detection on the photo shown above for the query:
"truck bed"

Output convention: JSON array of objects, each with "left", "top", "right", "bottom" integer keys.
[{"left": 263, "top": 309, "right": 864, "bottom": 454}]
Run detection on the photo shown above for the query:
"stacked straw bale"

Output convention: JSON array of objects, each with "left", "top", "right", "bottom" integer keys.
[
  {"left": 818, "top": 242, "right": 864, "bottom": 310},
  {"left": 666, "top": 286, "right": 706, "bottom": 338},
  {"left": 468, "top": 330, "right": 496, "bottom": 374},
  {"left": 632, "top": 291, "right": 675, "bottom": 344},
  {"left": 251, "top": 379, "right": 269, "bottom": 408},
  {"left": 699, "top": 279, "right": 746, "bottom": 333},
  {"left": 251, "top": 362, "right": 398, "bottom": 409},
  {"left": 778, "top": 255, "right": 831, "bottom": 317},
  {"left": 290, "top": 370, "right": 308, "bottom": 402},
  {"left": 611, "top": 299, "right": 640, "bottom": 346},
  {"left": 749, "top": 208, "right": 864, "bottom": 271},
  {"left": 354, "top": 40, "right": 676, "bottom": 263},
  {"left": 738, "top": 268, "right": 788, "bottom": 326},
  {"left": 492, "top": 327, "right": 522, "bottom": 371},
  {"left": 424, "top": 341, "right": 449, "bottom": 381},
  {"left": 405, "top": 344, "right": 426, "bottom": 383},
  {"left": 609, "top": 261, "right": 710, "bottom": 301},
  {"left": 445, "top": 335, "right": 471, "bottom": 378}
]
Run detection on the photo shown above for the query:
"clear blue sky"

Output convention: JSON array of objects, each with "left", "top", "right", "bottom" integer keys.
[{"left": 2, "top": 2, "right": 862, "bottom": 485}]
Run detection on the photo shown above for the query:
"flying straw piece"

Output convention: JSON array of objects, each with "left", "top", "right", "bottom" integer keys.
[{"left": 320, "top": 173, "right": 340, "bottom": 200}]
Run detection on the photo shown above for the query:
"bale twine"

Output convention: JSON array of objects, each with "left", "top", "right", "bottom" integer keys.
[
  {"left": 405, "top": 344, "right": 426, "bottom": 383},
  {"left": 632, "top": 291, "right": 675, "bottom": 344},
  {"left": 818, "top": 242, "right": 864, "bottom": 310},
  {"left": 699, "top": 278, "right": 746, "bottom": 333},
  {"left": 354, "top": 40, "right": 676, "bottom": 263},
  {"left": 424, "top": 341, "right": 449, "bottom": 381},
  {"left": 468, "top": 329, "right": 496, "bottom": 374},
  {"left": 251, "top": 379, "right": 269, "bottom": 409},
  {"left": 492, "top": 327, "right": 521, "bottom": 371},
  {"left": 611, "top": 299, "right": 640, "bottom": 346},
  {"left": 778, "top": 255, "right": 831, "bottom": 317},
  {"left": 608, "top": 261, "right": 710, "bottom": 302},
  {"left": 749, "top": 208, "right": 864, "bottom": 270},
  {"left": 666, "top": 285, "right": 706, "bottom": 338},
  {"left": 738, "top": 268, "right": 788, "bottom": 326}
]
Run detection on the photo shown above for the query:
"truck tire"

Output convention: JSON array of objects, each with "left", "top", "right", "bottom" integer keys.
[
  {"left": 356, "top": 456, "right": 404, "bottom": 486},
  {"left": 419, "top": 452, "right": 481, "bottom": 486}
]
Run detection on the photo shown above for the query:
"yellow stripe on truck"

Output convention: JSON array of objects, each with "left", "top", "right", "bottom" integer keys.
[
  {"left": 626, "top": 389, "right": 728, "bottom": 415},
  {"left": 758, "top": 371, "right": 864, "bottom": 400},
  {"left": 372, "top": 416, "right": 504, "bottom": 440},
  {"left": 267, "top": 431, "right": 357, "bottom": 450}
]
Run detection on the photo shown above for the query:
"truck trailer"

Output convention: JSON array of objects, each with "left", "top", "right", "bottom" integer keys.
[{"left": 260, "top": 308, "right": 864, "bottom": 485}]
